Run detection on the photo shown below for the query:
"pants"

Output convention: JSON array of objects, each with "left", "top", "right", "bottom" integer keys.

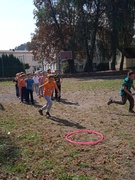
[
  {"left": 15, "top": 85, "right": 19, "bottom": 97},
  {"left": 113, "top": 94, "right": 134, "bottom": 111},
  {"left": 55, "top": 84, "right": 61, "bottom": 99},
  {"left": 21, "top": 87, "right": 26, "bottom": 102},
  {"left": 26, "top": 89, "right": 34, "bottom": 104},
  {"left": 34, "top": 83, "right": 39, "bottom": 94},
  {"left": 41, "top": 95, "right": 53, "bottom": 112}
]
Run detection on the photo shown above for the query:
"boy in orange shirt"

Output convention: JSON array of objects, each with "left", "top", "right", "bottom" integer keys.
[{"left": 38, "top": 74, "right": 60, "bottom": 117}]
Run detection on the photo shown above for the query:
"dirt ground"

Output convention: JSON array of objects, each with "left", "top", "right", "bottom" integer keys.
[{"left": 0, "top": 77, "right": 135, "bottom": 180}]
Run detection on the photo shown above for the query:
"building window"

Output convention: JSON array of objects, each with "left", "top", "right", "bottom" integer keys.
[
  {"left": 32, "top": 56, "right": 35, "bottom": 61},
  {"left": 79, "top": 64, "right": 83, "bottom": 70},
  {"left": 18, "top": 56, "right": 24, "bottom": 63}
]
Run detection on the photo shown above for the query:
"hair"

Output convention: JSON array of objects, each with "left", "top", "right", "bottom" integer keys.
[
  {"left": 128, "top": 70, "right": 134, "bottom": 77},
  {"left": 48, "top": 74, "right": 54, "bottom": 78}
]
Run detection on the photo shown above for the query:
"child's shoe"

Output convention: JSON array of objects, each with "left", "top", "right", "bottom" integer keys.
[
  {"left": 46, "top": 111, "right": 51, "bottom": 117},
  {"left": 38, "top": 109, "right": 43, "bottom": 115}
]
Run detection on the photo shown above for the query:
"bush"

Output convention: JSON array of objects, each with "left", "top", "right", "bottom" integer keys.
[
  {"left": 96, "top": 63, "right": 109, "bottom": 71},
  {"left": 0, "top": 54, "right": 25, "bottom": 77}
]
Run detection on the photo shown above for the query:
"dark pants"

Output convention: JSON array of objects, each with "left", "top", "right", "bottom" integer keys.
[
  {"left": 55, "top": 84, "right": 61, "bottom": 100},
  {"left": 15, "top": 85, "right": 19, "bottom": 97},
  {"left": 21, "top": 87, "right": 26, "bottom": 102},
  {"left": 26, "top": 89, "right": 34, "bottom": 104},
  {"left": 113, "top": 94, "right": 134, "bottom": 111}
]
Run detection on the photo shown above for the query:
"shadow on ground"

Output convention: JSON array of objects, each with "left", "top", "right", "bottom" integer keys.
[
  {"left": 109, "top": 112, "right": 135, "bottom": 117},
  {"left": 50, "top": 116, "right": 85, "bottom": 129},
  {"left": 60, "top": 99, "right": 79, "bottom": 106}
]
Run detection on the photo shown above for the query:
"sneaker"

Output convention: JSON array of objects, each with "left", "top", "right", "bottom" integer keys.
[
  {"left": 46, "top": 111, "right": 51, "bottom": 117},
  {"left": 129, "top": 110, "right": 135, "bottom": 114},
  {"left": 107, "top": 99, "right": 113, "bottom": 105},
  {"left": 38, "top": 109, "right": 43, "bottom": 115}
]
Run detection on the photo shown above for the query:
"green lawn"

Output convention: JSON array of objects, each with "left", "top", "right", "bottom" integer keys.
[{"left": 0, "top": 78, "right": 135, "bottom": 180}]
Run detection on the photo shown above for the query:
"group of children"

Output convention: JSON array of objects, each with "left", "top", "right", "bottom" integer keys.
[
  {"left": 14, "top": 69, "right": 135, "bottom": 117},
  {"left": 13, "top": 69, "right": 62, "bottom": 117}
]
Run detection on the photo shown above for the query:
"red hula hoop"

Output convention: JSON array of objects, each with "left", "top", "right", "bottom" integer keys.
[{"left": 66, "top": 130, "right": 104, "bottom": 145}]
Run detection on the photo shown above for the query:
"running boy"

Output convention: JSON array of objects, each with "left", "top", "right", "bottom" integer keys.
[
  {"left": 108, "top": 70, "right": 135, "bottom": 113},
  {"left": 38, "top": 74, "right": 60, "bottom": 117}
]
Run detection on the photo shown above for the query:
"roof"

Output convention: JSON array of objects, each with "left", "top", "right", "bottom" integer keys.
[{"left": 0, "top": 50, "right": 33, "bottom": 55}]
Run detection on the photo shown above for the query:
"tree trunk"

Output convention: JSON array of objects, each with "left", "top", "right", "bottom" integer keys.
[
  {"left": 119, "top": 52, "right": 125, "bottom": 71},
  {"left": 84, "top": 0, "right": 101, "bottom": 72}
]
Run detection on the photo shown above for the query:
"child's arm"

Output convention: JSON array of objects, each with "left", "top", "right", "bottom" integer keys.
[
  {"left": 123, "top": 86, "right": 132, "bottom": 96},
  {"left": 38, "top": 84, "right": 45, "bottom": 97},
  {"left": 60, "top": 77, "right": 63, "bottom": 83},
  {"left": 132, "top": 84, "right": 135, "bottom": 91}
]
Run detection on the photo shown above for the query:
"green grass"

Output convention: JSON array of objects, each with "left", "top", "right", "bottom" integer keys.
[{"left": 0, "top": 78, "right": 135, "bottom": 180}]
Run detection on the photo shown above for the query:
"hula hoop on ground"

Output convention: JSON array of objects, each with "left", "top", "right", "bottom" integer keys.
[{"left": 66, "top": 130, "right": 104, "bottom": 145}]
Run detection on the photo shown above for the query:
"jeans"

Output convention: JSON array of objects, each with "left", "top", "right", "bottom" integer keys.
[
  {"left": 26, "top": 89, "right": 34, "bottom": 104},
  {"left": 15, "top": 85, "right": 19, "bottom": 97},
  {"left": 55, "top": 84, "right": 61, "bottom": 99},
  {"left": 21, "top": 87, "right": 26, "bottom": 102},
  {"left": 41, "top": 95, "right": 53, "bottom": 112},
  {"left": 34, "top": 83, "right": 39, "bottom": 94},
  {"left": 113, "top": 94, "right": 134, "bottom": 111}
]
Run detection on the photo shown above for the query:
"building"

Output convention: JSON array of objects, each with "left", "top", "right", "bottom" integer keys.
[
  {"left": 115, "top": 46, "right": 135, "bottom": 70},
  {"left": 0, "top": 50, "right": 42, "bottom": 73}
]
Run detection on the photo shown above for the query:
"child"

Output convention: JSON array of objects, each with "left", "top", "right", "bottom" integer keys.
[
  {"left": 38, "top": 74, "right": 60, "bottom": 117},
  {"left": 19, "top": 74, "right": 26, "bottom": 103},
  {"left": 54, "top": 69, "right": 63, "bottom": 101},
  {"left": 25, "top": 73, "right": 35, "bottom": 105},
  {"left": 108, "top": 70, "right": 135, "bottom": 113},
  {"left": 13, "top": 73, "right": 19, "bottom": 98},
  {"left": 33, "top": 73, "right": 39, "bottom": 95}
]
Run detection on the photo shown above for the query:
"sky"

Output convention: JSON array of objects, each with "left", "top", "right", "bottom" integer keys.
[{"left": 0, "top": 0, "right": 36, "bottom": 50}]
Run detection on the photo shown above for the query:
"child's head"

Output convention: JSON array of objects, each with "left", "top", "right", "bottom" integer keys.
[
  {"left": 55, "top": 69, "right": 58, "bottom": 75},
  {"left": 128, "top": 70, "right": 134, "bottom": 80},
  {"left": 21, "top": 74, "right": 26, "bottom": 79},
  {"left": 34, "top": 73, "right": 37, "bottom": 77},
  {"left": 27, "top": 73, "right": 31, "bottom": 78},
  {"left": 47, "top": 69, "right": 51, "bottom": 74},
  {"left": 48, "top": 74, "right": 54, "bottom": 82}
]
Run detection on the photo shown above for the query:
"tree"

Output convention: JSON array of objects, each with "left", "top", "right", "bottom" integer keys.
[
  {"left": 14, "top": 43, "right": 29, "bottom": 50},
  {"left": 0, "top": 54, "right": 25, "bottom": 77}
]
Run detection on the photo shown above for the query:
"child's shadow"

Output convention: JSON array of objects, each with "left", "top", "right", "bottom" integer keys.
[
  {"left": 109, "top": 112, "right": 135, "bottom": 117},
  {"left": 60, "top": 99, "right": 79, "bottom": 106},
  {"left": 50, "top": 116, "right": 85, "bottom": 129}
]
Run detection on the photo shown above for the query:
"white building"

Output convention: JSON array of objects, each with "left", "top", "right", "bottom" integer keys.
[{"left": 0, "top": 50, "right": 42, "bottom": 73}]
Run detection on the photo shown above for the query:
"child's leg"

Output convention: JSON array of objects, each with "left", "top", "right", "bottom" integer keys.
[
  {"left": 55, "top": 88, "right": 57, "bottom": 99},
  {"left": 25, "top": 89, "right": 29, "bottom": 103},
  {"left": 16, "top": 85, "right": 19, "bottom": 97},
  {"left": 21, "top": 87, "right": 23, "bottom": 102},
  {"left": 45, "top": 95, "right": 53, "bottom": 112},
  {"left": 40, "top": 97, "right": 48, "bottom": 111},
  {"left": 30, "top": 90, "right": 34, "bottom": 104},
  {"left": 127, "top": 95, "right": 134, "bottom": 111},
  {"left": 108, "top": 95, "right": 127, "bottom": 105},
  {"left": 35, "top": 84, "right": 37, "bottom": 94}
]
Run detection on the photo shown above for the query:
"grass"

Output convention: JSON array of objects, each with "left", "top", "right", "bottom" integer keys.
[{"left": 0, "top": 77, "right": 135, "bottom": 180}]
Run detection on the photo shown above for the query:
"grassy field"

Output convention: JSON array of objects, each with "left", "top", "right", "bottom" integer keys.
[{"left": 0, "top": 77, "right": 135, "bottom": 180}]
